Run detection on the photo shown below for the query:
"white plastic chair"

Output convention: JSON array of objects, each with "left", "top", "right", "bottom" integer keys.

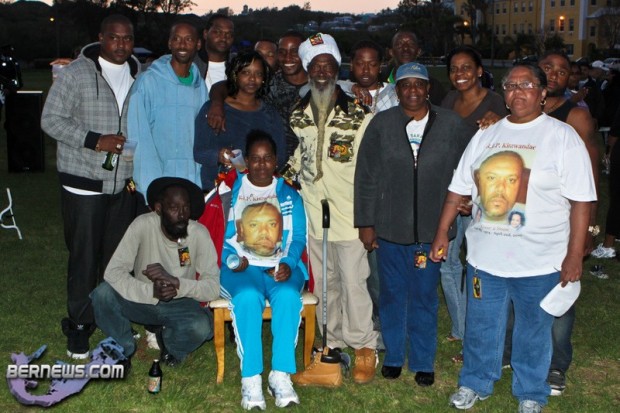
[{"left": 0, "top": 188, "right": 23, "bottom": 239}]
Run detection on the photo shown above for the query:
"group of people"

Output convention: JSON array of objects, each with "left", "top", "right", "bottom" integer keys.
[
  {"left": 40, "top": 12, "right": 607, "bottom": 413},
  {"left": 570, "top": 59, "right": 620, "bottom": 260}
]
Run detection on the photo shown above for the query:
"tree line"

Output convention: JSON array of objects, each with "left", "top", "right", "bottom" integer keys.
[{"left": 8, "top": 0, "right": 609, "bottom": 66}]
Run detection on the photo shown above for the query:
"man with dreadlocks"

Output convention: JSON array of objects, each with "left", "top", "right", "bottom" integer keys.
[{"left": 288, "top": 33, "right": 378, "bottom": 386}]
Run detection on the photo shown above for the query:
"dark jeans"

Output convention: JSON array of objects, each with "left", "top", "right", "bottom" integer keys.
[
  {"left": 550, "top": 305, "right": 575, "bottom": 372},
  {"left": 61, "top": 186, "right": 138, "bottom": 325},
  {"left": 92, "top": 282, "right": 213, "bottom": 360},
  {"left": 377, "top": 240, "right": 440, "bottom": 372},
  {"left": 503, "top": 303, "right": 574, "bottom": 373},
  {"left": 460, "top": 266, "right": 557, "bottom": 405}
]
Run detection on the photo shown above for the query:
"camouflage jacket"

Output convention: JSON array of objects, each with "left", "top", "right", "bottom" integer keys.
[{"left": 290, "top": 87, "right": 372, "bottom": 241}]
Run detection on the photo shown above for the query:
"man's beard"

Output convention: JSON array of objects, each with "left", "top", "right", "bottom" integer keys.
[
  {"left": 308, "top": 76, "right": 337, "bottom": 183},
  {"left": 161, "top": 214, "right": 189, "bottom": 240},
  {"left": 309, "top": 76, "right": 337, "bottom": 118}
]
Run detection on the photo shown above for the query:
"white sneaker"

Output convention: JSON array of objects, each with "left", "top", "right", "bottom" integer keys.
[
  {"left": 66, "top": 350, "right": 89, "bottom": 360},
  {"left": 591, "top": 243, "right": 616, "bottom": 259},
  {"left": 518, "top": 400, "right": 542, "bottom": 413},
  {"left": 449, "top": 386, "right": 488, "bottom": 410},
  {"left": 241, "top": 374, "right": 266, "bottom": 411},
  {"left": 268, "top": 370, "right": 300, "bottom": 408},
  {"left": 146, "top": 331, "right": 160, "bottom": 350}
]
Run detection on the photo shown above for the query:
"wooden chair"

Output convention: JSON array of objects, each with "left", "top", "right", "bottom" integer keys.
[{"left": 209, "top": 291, "right": 319, "bottom": 384}]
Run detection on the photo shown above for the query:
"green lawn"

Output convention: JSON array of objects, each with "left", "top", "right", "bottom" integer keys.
[{"left": 0, "top": 69, "right": 618, "bottom": 412}]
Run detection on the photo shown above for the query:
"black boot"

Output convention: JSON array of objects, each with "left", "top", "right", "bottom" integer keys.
[{"left": 61, "top": 318, "right": 95, "bottom": 359}]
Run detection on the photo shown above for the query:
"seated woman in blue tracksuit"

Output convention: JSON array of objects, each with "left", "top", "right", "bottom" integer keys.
[{"left": 220, "top": 129, "right": 307, "bottom": 410}]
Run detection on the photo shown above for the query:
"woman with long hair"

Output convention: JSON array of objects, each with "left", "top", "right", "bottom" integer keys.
[
  {"left": 194, "top": 51, "right": 287, "bottom": 191},
  {"left": 440, "top": 46, "right": 508, "bottom": 356}
]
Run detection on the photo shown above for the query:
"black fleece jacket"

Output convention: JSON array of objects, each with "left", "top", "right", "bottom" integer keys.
[{"left": 354, "top": 104, "right": 476, "bottom": 244}]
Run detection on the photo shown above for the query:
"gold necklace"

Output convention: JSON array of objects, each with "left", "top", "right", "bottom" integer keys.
[{"left": 368, "top": 82, "right": 383, "bottom": 114}]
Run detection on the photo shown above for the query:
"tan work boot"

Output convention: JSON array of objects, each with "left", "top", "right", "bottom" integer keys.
[
  {"left": 352, "top": 348, "right": 378, "bottom": 384},
  {"left": 291, "top": 348, "right": 343, "bottom": 388}
]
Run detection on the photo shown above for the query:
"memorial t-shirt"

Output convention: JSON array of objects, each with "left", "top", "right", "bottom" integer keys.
[
  {"left": 449, "top": 114, "right": 596, "bottom": 277},
  {"left": 225, "top": 176, "right": 283, "bottom": 268}
]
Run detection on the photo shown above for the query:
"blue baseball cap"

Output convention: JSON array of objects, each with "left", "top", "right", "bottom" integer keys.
[{"left": 395, "top": 62, "right": 429, "bottom": 82}]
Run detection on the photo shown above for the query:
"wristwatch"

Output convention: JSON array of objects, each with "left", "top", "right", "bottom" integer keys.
[{"left": 588, "top": 225, "right": 600, "bottom": 236}]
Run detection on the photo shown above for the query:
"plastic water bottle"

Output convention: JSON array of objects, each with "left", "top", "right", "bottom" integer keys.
[
  {"left": 226, "top": 254, "right": 241, "bottom": 270},
  {"left": 52, "top": 64, "right": 65, "bottom": 81}
]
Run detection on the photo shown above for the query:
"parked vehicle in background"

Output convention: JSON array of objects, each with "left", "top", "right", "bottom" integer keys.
[{"left": 603, "top": 58, "right": 620, "bottom": 70}]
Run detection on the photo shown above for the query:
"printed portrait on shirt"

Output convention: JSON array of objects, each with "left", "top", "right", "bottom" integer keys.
[
  {"left": 473, "top": 150, "right": 531, "bottom": 231},
  {"left": 227, "top": 195, "right": 284, "bottom": 267},
  {"left": 236, "top": 201, "right": 283, "bottom": 257}
]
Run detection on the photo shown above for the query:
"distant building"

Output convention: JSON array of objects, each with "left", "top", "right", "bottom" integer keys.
[{"left": 454, "top": 0, "right": 620, "bottom": 58}]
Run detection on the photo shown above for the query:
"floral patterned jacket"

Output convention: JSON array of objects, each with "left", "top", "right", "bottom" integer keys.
[{"left": 290, "top": 87, "right": 372, "bottom": 241}]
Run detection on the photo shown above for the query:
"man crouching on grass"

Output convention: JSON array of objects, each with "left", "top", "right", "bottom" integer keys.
[{"left": 91, "top": 177, "right": 220, "bottom": 367}]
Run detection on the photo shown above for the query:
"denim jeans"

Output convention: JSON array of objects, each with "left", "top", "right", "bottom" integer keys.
[
  {"left": 550, "top": 304, "right": 575, "bottom": 372},
  {"left": 91, "top": 282, "right": 213, "bottom": 360},
  {"left": 503, "top": 303, "right": 575, "bottom": 373},
  {"left": 377, "top": 240, "right": 440, "bottom": 372},
  {"left": 458, "top": 265, "right": 558, "bottom": 406},
  {"left": 440, "top": 215, "right": 470, "bottom": 340}
]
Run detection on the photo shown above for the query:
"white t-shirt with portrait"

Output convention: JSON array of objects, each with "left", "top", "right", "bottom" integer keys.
[
  {"left": 449, "top": 114, "right": 596, "bottom": 277},
  {"left": 226, "top": 176, "right": 283, "bottom": 267}
]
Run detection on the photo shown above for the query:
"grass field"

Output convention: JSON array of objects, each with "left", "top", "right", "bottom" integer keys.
[{"left": 0, "top": 69, "right": 618, "bottom": 412}]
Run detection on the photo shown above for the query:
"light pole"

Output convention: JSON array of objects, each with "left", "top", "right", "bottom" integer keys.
[{"left": 463, "top": 20, "right": 469, "bottom": 45}]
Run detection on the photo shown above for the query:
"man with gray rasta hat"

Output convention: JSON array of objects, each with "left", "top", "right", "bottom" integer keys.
[
  {"left": 287, "top": 33, "right": 379, "bottom": 386},
  {"left": 91, "top": 176, "right": 220, "bottom": 367}
]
